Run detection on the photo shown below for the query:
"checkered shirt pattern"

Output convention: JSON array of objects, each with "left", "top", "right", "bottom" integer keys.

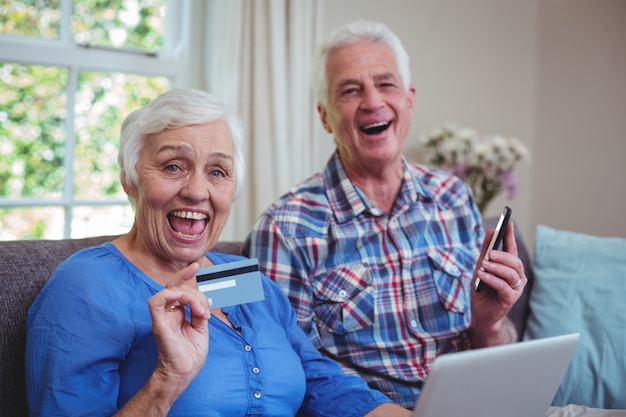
[{"left": 244, "top": 152, "right": 484, "bottom": 408}]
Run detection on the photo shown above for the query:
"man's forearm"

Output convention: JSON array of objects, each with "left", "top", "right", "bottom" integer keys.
[
  {"left": 470, "top": 316, "right": 517, "bottom": 348},
  {"left": 364, "top": 402, "right": 412, "bottom": 417}
]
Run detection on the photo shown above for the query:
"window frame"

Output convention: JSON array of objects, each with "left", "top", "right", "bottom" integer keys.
[{"left": 0, "top": 0, "right": 192, "bottom": 238}]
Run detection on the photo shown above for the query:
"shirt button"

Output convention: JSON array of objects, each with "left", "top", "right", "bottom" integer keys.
[
  {"left": 252, "top": 367, "right": 260, "bottom": 374},
  {"left": 410, "top": 320, "right": 418, "bottom": 328},
  {"left": 244, "top": 345, "right": 252, "bottom": 352},
  {"left": 253, "top": 391, "right": 262, "bottom": 399},
  {"left": 338, "top": 289, "right": 348, "bottom": 299}
]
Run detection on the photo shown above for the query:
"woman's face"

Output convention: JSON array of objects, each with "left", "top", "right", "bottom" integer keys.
[{"left": 125, "top": 121, "right": 236, "bottom": 267}]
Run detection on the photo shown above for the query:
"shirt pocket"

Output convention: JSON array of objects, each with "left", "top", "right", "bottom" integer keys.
[
  {"left": 312, "top": 263, "right": 375, "bottom": 335},
  {"left": 426, "top": 246, "right": 473, "bottom": 315}
]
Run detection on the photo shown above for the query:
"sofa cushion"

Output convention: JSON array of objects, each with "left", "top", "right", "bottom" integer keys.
[{"left": 524, "top": 225, "right": 626, "bottom": 409}]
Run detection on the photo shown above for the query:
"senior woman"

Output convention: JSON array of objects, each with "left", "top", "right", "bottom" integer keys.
[{"left": 25, "top": 89, "right": 410, "bottom": 417}]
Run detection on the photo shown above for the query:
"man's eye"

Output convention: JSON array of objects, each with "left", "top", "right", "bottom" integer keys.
[
  {"left": 341, "top": 87, "right": 358, "bottom": 95},
  {"left": 165, "top": 165, "right": 180, "bottom": 173}
]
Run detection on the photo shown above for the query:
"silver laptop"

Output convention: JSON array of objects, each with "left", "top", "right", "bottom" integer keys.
[{"left": 412, "top": 333, "right": 580, "bottom": 417}]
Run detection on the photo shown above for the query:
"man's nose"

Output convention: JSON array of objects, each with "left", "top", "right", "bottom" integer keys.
[{"left": 360, "top": 86, "right": 384, "bottom": 110}]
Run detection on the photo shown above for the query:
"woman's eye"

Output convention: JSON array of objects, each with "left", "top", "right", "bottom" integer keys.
[
  {"left": 210, "top": 169, "right": 225, "bottom": 178},
  {"left": 165, "top": 164, "right": 180, "bottom": 173}
]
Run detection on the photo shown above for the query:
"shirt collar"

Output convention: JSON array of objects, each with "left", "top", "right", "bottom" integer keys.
[{"left": 322, "top": 152, "right": 435, "bottom": 224}]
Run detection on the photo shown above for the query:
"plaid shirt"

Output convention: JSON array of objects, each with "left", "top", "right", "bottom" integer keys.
[{"left": 244, "top": 152, "right": 484, "bottom": 408}]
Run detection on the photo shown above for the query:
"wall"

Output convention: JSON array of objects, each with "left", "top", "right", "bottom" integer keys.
[
  {"left": 532, "top": 0, "right": 626, "bottom": 241},
  {"left": 321, "top": 0, "right": 626, "bottom": 254}
]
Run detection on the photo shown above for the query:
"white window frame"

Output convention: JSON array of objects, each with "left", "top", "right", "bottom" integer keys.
[{"left": 0, "top": 0, "right": 195, "bottom": 238}]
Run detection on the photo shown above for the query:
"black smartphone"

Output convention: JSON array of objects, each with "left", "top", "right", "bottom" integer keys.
[{"left": 474, "top": 206, "right": 512, "bottom": 293}]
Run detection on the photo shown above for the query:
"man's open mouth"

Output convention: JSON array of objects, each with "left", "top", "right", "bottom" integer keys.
[
  {"left": 168, "top": 210, "right": 208, "bottom": 238},
  {"left": 360, "top": 121, "right": 391, "bottom": 135}
]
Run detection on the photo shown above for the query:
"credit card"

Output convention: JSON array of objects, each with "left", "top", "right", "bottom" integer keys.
[{"left": 196, "top": 258, "right": 265, "bottom": 309}]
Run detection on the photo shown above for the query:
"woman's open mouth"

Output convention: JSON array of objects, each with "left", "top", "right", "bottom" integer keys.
[{"left": 168, "top": 210, "right": 208, "bottom": 239}]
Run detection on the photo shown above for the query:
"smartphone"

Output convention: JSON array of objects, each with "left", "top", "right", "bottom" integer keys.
[{"left": 474, "top": 206, "right": 512, "bottom": 293}]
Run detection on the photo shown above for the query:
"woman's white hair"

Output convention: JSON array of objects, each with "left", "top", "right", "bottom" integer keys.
[
  {"left": 118, "top": 88, "right": 246, "bottom": 205},
  {"left": 312, "top": 20, "right": 411, "bottom": 106}
]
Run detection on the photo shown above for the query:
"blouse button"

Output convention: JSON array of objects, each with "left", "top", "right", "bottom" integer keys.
[
  {"left": 410, "top": 319, "right": 418, "bottom": 329},
  {"left": 253, "top": 391, "right": 262, "bottom": 399},
  {"left": 338, "top": 289, "right": 348, "bottom": 299},
  {"left": 252, "top": 367, "right": 260, "bottom": 374},
  {"left": 244, "top": 345, "right": 252, "bottom": 352}
]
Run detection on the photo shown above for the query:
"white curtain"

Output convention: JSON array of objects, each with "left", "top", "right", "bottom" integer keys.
[{"left": 203, "top": 0, "right": 326, "bottom": 241}]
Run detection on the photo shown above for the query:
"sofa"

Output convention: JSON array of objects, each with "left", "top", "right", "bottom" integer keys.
[{"left": 1, "top": 223, "right": 624, "bottom": 416}]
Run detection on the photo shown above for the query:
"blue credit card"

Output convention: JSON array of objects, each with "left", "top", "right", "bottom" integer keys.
[{"left": 196, "top": 258, "right": 265, "bottom": 309}]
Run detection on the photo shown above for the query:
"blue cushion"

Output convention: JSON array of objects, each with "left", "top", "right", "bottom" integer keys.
[{"left": 523, "top": 225, "right": 626, "bottom": 409}]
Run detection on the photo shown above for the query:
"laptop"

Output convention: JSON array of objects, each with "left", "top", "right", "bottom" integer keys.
[{"left": 411, "top": 333, "right": 580, "bottom": 417}]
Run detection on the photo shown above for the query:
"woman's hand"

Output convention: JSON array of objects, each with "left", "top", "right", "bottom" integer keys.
[
  {"left": 148, "top": 262, "right": 211, "bottom": 395},
  {"left": 113, "top": 264, "right": 211, "bottom": 416}
]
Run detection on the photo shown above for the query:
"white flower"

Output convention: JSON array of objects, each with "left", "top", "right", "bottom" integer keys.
[
  {"left": 474, "top": 142, "right": 492, "bottom": 162},
  {"left": 419, "top": 123, "right": 530, "bottom": 213},
  {"left": 509, "top": 137, "right": 530, "bottom": 161},
  {"left": 489, "top": 135, "right": 508, "bottom": 152},
  {"left": 458, "top": 127, "right": 478, "bottom": 142}
]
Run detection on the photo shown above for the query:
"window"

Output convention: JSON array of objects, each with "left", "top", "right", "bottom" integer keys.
[{"left": 0, "top": 0, "right": 190, "bottom": 240}]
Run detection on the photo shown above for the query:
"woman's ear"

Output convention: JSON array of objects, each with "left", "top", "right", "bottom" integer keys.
[{"left": 121, "top": 172, "right": 137, "bottom": 199}]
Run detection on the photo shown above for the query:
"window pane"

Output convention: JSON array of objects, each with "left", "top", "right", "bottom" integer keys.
[
  {"left": 72, "top": 0, "right": 166, "bottom": 53},
  {"left": 74, "top": 71, "right": 169, "bottom": 200},
  {"left": 0, "top": 206, "right": 64, "bottom": 240},
  {"left": 0, "top": 63, "right": 68, "bottom": 199},
  {"left": 0, "top": 0, "right": 61, "bottom": 38},
  {"left": 71, "top": 204, "right": 133, "bottom": 238}
]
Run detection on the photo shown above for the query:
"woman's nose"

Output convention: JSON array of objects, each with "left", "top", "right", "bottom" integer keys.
[{"left": 180, "top": 171, "right": 210, "bottom": 201}]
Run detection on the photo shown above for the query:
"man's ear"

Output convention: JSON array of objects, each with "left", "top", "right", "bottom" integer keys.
[
  {"left": 407, "top": 85, "right": 416, "bottom": 112},
  {"left": 317, "top": 104, "right": 332, "bottom": 134}
]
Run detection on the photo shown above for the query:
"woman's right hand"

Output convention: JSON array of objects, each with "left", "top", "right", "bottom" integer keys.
[
  {"left": 148, "top": 262, "right": 211, "bottom": 397},
  {"left": 113, "top": 263, "right": 210, "bottom": 416}
]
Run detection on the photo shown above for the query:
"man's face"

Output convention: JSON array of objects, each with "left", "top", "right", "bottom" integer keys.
[{"left": 318, "top": 41, "right": 415, "bottom": 175}]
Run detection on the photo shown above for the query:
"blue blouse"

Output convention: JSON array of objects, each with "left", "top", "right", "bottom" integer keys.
[{"left": 26, "top": 243, "right": 389, "bottom": 416}]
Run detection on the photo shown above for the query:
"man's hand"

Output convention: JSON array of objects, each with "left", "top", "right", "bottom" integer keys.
[{"left": 470, "top": 221, "right": 527, "bottom": 347}]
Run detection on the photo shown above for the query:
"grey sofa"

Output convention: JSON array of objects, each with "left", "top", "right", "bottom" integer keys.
[{"left": 0, "top": 223, "right": 533, "bottom": 416}]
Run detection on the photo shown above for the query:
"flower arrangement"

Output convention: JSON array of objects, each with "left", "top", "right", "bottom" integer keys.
[{"left": 419, "top": 124, "right": 530, "bottom": 214}]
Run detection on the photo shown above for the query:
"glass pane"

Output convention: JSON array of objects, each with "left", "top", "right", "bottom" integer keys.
[
  {"left": 71, "top": 204, "right": 133, "bottom": 238},
  {"left": 0, "top": 0, "right": 61, "bottom": 38},
  {"left": 74, "top": 70, "right": 169, "bottom": 199},
  {"left": 72, "top": 0, "right": 166, "bottom": 53},
  {"left": 0, "top": 206, "right": 64, "bottom": 240},
  {"left": 0, "top": 63, "right": 68, "bottom": 199}
]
